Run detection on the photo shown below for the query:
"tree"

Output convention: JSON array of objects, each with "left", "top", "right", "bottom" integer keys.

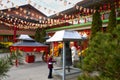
[
  {"left": 35, "top": 28, "right": 41, "bottom": 42},
  {"left": 78, "top": 25, "right": 120, "bottom": 80},
  {"left": 78, "top": 5, "right": 119, "bottom": 80},
  {"left": 91, "top": 8, "right": 102, "bottom": 39},
  {"left": 34, "top": 28, "right": 46, "bottom": 43},
  {"left": 39, "top": 28, "right": 46, "bottom": 43},
  {"left": 0, "top": 49, "right": 24, "bottom": 79},
  {"left": 0, "top": 56, "right": 11, "bottom": 79},
  {"left": 107, "top": 4, "right": 117, "bottom": 33}
]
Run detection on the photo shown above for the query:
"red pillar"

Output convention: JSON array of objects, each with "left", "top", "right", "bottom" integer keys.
[
  {"left": 15, "top": 59, "right": 18, "bottom": 67},
  {"left": 84, "top": 18, "right": 86, "bottom": 23},
  {"left": 13, "top": 26, "right": 17, "bottom": 42}
]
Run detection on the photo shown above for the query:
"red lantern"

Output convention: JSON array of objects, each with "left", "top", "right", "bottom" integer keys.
[
  {"left": 108, "top": 3, "right": 111, "bottom": 10},
  {"left": 103, "top": 4, "right": 107, "bottom": 10},
  {"left": 99, "top": 6, "right": 103, "bottom": 12}
]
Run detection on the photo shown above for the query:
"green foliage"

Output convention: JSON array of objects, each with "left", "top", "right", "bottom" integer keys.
[
  {"left": 78, "top": 25, "right": 120, "bottom": 80},
  {"left": 0, "top": 43, "right": 7, "bottom": 49},
  {"left": 10, "top": 49, "right": 23, "bottom": 64},
  {"left": 0, "top": 50, "right": 23, "bottom": 79},
  {"left": 78, "top": 5, "right": 119, "bottom": 80},
  {"left": 35, "top": 28, "right": 41, "bottom": 42},
  {"left": 0, "top": 56, "right": 11, "bottom": 79},
  {"left": 0, "top": 43, "right": 10, "bottom": 53},
  {"left": 107, "top": 5, "right": 116, "bottom": 33},
  {"left": 78, "top": 73, "right": 113, "bottom": 80},
  {"left": 39, "top": 28, "right": 46, "bottom": 43},
  {"left": 34, "top": 28, "right": 46, "bottom": 43},
  {"left": 83, "top": 32, "right": 113, "bottom": 72},
  {"left": 91, "top": 9, "right": 102, "bottom": 39}
]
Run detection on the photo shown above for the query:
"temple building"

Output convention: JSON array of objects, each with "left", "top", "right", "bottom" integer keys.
[
  {"left": 0, "top": 4, "right": 47, "bottom": 46},
  {"left": 0, "top": 0, "right": 120, "bottom": 49}
]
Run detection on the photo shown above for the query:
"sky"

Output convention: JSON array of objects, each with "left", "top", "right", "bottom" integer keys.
[{"left": 0, "top": 0, "right": 83, "bottom": 16}]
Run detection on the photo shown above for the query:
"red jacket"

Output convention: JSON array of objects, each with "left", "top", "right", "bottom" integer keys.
[{"left": 48, "top": 57, "right": 53, "bottom": 69}]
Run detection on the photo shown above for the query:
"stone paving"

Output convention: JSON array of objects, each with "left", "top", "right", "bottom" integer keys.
[
  {"left": 4, "top": 61, "right": 52, "bottom": 80},
  {"left": 3, "top": 61, "right": 80, "bottom": 80},
  {"left": 0, "top": 53, "right": 81, "bottom": 80}
]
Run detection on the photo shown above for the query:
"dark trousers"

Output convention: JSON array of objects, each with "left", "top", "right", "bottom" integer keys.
[{"left": 48, "top": 68, "right": 53, "bottom": 78}]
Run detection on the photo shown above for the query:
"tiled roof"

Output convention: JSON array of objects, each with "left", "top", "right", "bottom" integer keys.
[{"left": 0, "top": 30, "right": 35, "bottom": 36}]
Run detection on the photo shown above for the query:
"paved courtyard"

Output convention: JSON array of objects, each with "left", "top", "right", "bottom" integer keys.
[
  {"left": 4, "top": 61, "right": 53, "bottom": 80},
  {"left": 1, "top": 53, "right": 81, "bottom": 80}
]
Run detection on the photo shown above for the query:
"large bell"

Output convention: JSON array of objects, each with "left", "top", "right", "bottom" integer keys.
[{"left": 61, "top": 42, "right": 72, "bottom": 66}]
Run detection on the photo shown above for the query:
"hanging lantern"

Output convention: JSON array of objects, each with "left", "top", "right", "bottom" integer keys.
[
  {"left": 103, "top": 4, "right": 107, "bottom": 10},
  {"left": 0, "top": 3, "right": 3, "bottom": 6},
  {"left": 87, "top": 8, "right": 90, "bottom": 14},
  {"left": 116, "top": 0, "right": 119, "bottom": 8},
  {"left": 61, "top": 13, "right": 64, "bottom": 16},
  {"left": 44, "top": 7, "right": 47, "bottom": 10},
  {"left": 20, "top": 8, "right": 23, "bottom": 11},
  {"left": 7, "top": 0, "right": 10, "bottom": 3},
  {"left": 39, "top": 16, "right": 42, "bottom": 19},
  {"left": 27, "top": 0, "right": 31, "bottom": 4},
  {"left": 76, "top": 5, "right": 79, "bottom": 10},
  {"left": 31, "top": 13, "right": 34, "bottom": 16},
  {"left": 43, "top": 17, "right": 46, "bottom": 20},
  {"left": 99, "top": 6, "right": 103, "bottom": 12},
  {"left": 4, "top": 12, "right": 7, "bottom": 15},
  {"left": 93, "top": 10, "right": 96, "bottom": 13},
  {"left": 7, "top": 18, "right": 10, "bottom": 20},
  {"left": 64, "top": 14, "right": 67, "bottom": 18},
  {"left": 64, "top": 0, "right": 67, "bottom": 6},
  {"left": 26, "top": 16, "right": 28, "bottom": 19},
  {"left": 38, "top": 5, "right": 41, "bottom": 9},
  {"left": 7, "top": 14, "right": 10, "bottom": 17},
  {"left": 8, "top": 8, "right": 11, "bottom": 11},
  {"left": 83, "top": 8, "right": 85, "bottom": 13},
  {"left": 68, "top": 2, "right": 71, "bottom": 5},
  {"left": 16, "top": 5, "right": 19, "bottom": 9},
  {"left": 90, "top": 9, "right": 93, "bottom": 13},
  {"left": 53, "top": 11, "right": 56, "bottom": 13},
  {"left": 48, "top": 9, "right": 51, "bottom": 14},
  {"left": 56, "top": 13, "right": 59, "bottom": 16},
  {"left": 36, "top": 15, "right": 39, "bottom": 18},
  {"left": 15, "top": 12, "right": 19, "bottom": 15},
  {"left": 20, "top": 14, "right": 22, "bottom": 16},
  {"left": 33, "top": 3, "right": 37, "bottom": 7},
  {"left": 68, "top": 15, "right": 71, "bottom": 18},
  {"left": 24, "top": 10, "right": 27, "bottom": 14},
  {"left": 4, "top": 6, "right": 7, "bottom": 8},
  {"left": 11, "top": 2, "right": 14, "bottom": 7},
  {"left": 79, "top": 6, "right": 83, "bottom": 11}
]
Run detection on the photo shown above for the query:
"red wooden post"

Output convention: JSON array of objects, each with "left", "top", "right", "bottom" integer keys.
[
  {"left": 84, "top": 18, "right": 86, "bottom": 23},
  {"left": 15, "top": 59, "right": 18, "bottom": 67},
  {"left": 13, "top": 26, "right": 17, "bottom": 42}
]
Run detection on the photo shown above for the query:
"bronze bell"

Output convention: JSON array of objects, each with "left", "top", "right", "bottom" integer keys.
[{"left": 60, "top": 42, "right": 72, "bottom": 66}]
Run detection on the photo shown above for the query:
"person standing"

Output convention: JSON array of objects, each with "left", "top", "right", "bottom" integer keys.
[
  {"left": 47, "top": 55, "right": 54, "bottom": 79},
  {"left": 70, "top": 42, "right": 78, "bottom": 65}
]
